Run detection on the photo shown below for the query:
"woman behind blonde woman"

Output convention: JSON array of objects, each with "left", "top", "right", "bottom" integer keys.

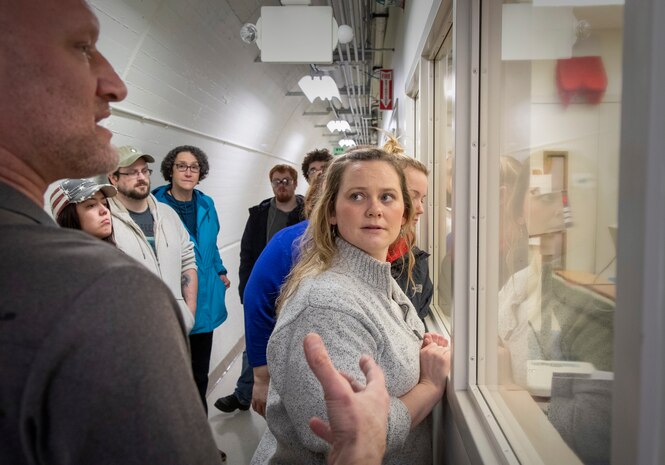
[
  {"left": 251, "top": 147, "right": 450, "bottom": 465},
  {"left": 382, "top": 135, "right": 434, "bottom": 321}
]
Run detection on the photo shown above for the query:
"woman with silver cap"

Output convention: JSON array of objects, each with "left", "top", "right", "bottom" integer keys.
[{"left": 50, "top": 178, "right": 118, "bottom": 244}]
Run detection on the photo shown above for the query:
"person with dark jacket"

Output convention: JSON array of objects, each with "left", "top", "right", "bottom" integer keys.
[
  {"left": 238, "top": 190, "right": 305, "bottom": 300},
  {"left": 215, "top": 164, "right": 305, "bottom": 413},
  {"left": 389, "top": 246, "right": 434, "bottom": 320}
]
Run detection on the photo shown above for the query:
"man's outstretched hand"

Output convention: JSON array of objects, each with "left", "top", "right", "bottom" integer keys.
[{"left": 303, "top": 333, "right": 389, "bottom": 465}]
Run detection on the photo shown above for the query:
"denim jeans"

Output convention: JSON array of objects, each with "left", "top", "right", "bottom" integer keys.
[{"left": 233, "top": 351, "right": 254, "bottom": 405}]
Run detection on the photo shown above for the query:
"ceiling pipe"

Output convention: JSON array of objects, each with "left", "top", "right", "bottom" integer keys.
[
  {"left": 342, "top": 2, "right": 367, "bottom": 144},
  {"left": 306, "top": 0, "right": 384, "bottom": 145},
  {"left": 351, "top": 1, "right": 371, "bottom": 144},
  {"left": 350, "top": 0, "right": 367, "bottom": 144},
  {"left": 371, "top": 3, "right": 388, "bottom": 125},
  {"left": 330, "top": 0, "right": 362, "bottom": 143},
  {"left": 354, "top": 0, "right": 374, "bottom": 144},
  {"left": 346, "top": 0, "right": 367, "bottom": 144}
]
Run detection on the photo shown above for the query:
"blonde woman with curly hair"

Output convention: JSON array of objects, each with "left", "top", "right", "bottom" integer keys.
[{"left": 251, "top": 147, "right": 450, "bottom": 465}]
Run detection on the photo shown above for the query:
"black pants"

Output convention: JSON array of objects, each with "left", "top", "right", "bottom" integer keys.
[{"left": 189, "top": 331, "right": 213, "bottom": 413}]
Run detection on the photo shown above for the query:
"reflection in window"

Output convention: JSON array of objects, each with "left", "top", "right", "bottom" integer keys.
[
  {"left": 434, "top": 41, "right": 454, "bottom": 331},
  {"left": 485, "top": 1, "right": 622, "bottom": 463}
]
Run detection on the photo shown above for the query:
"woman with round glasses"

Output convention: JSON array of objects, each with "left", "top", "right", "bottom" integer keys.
[
  {"left": 252, "top": 147, "right": 450, "bottom": 465},
  {"left": 50, "top": 178, "right": 117, "bottom": 244},
  {"left": 153, "top": 145, "right": 231, "bottom": 414}
]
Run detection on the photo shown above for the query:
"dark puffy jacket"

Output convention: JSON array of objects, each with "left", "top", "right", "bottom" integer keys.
[
  {"left": 238, "top": 196, "right": 305, "bottom": 303},
  {"left": 391, "top": 246, "right": 434, "bottom": 320}
]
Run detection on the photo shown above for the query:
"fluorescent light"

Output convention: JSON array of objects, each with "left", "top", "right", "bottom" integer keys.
[
  {"left": 339, "top": 138, "right": 356, "bottom": 148},
  {"left": 327, "top": 120, "right": 351, "bottom": 133},
  {"left": 298, "top": 76, "right": 341, "bottom": 103}
]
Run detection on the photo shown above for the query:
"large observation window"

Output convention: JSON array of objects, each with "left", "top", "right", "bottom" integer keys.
[
  {"left": 432, "top": 30, "right": 455, "bottom": 333},
  {"left": 478, "top": 1, "right": 623, "bottom": 463}
]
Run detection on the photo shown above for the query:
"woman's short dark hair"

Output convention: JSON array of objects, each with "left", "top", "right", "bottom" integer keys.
[{"left": 161, "top": 145, "right": 210, "bottom": 183}]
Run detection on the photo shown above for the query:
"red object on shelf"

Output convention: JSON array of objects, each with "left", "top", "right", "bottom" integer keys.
[{"left": 556, "top": 56, "right": 607, "bottom": 106}]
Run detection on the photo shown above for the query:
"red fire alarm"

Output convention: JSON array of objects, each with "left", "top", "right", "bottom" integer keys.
[{"left": 556, "top": 56, "right": 608, "bottom": 106}]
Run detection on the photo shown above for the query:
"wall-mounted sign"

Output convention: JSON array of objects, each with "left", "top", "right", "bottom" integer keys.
[
  {"left": 333, "top": 147, "right": 345, "bottom": 155},
  {"left": 380, "top": 69, "right": 394, "bottom": 110}
]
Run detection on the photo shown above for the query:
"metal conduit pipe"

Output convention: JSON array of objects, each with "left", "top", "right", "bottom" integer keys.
[
  {"left": 372, "top": 5, "right": 387, "bottom": 72},
  {"left": 329, "top": 0, "right": 360, "bottom": 142},
  {"left": 344, "top": 42, "right": 363, "bottom": 142},
  {"left": 350, "top": 0, "right": 364, "bottom": 116},
  {"left": 360, "top": 0, "right": 373, "bottom": 144},
  {"left": 372, "top": 3, "right": 388, "bottom": 135},
  {"left": 344, "top": 4, "right": 367, "bottom": 143},
  {"left": 337, "top": 0, "right": 358, "bottom": 138},
  {"left": 372, "top": 6, "right": 388, "bottom": 143},
  {"left": 342, "top": 0, "right": 364, "bottom": 142},
  {"left": 342, "top": 0, "right": 370, "bottom": 144},
  {"left": 361, "top": 0, "right": 371, "bottom": 143},
  {"left": 348, "top": 2, "right": 369, "bottom": 144}
]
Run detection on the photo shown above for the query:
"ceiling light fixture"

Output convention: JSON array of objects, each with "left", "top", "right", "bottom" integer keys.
[
  {"left": 337, "top": 24, "right": 354, "bottom": 44},
  {"left": 240, "top": 23, "right": 258, "bottom": 44},
  {"left": 339, "top": 138, "right": 356, "bottom": 148},
  {"left": 327, "top": 120, "right": 351, "bottom": 133},
  {"left": 298, "top": 75, "right": 341, "bottom": 103}
]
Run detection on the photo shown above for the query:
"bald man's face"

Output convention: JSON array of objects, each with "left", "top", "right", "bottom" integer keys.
[{"left": 0, "top": 0, "right": 127, "bottom": 182}]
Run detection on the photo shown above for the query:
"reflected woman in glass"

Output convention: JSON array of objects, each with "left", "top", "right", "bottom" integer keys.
[
  {"left": 499, "top": 155, "right": 530, "bottom": 288},
  {"left": 252, "top": 147, "right": 450, "bottom": 465}
]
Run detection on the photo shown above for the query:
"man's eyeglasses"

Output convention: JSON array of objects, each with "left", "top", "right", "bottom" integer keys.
[
  {"left": 174, "top": 163, "right": 201, "bottom": 173},
  {"left": 271, "top": 178, "right": 293, "bottom": 187},
  {"left": 117, "top": 168, "right": 152, "bottom": 178},
  {"left": 307, "top": 167, "right": 323, "bottom": 176}
]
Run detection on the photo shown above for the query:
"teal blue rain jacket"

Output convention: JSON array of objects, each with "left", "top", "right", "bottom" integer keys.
[{"left": 153, "top": 186, "right": 228, "bottom": 333}]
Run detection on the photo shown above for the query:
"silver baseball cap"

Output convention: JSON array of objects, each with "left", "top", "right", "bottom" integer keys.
[{"left": 50, "top": 178, "right": 117, "bottom": 219}]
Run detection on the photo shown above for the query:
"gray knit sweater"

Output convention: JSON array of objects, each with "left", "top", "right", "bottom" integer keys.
[{"left": 251, "top": 239, "right": 432, "bottom": 465}]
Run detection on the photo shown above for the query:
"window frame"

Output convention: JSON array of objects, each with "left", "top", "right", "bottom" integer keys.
[{"left": 407, "top": 0, "right": 664, "bottom": 463}]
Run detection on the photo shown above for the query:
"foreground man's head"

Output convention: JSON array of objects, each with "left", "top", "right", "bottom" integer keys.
[{"left": 0, "top": 0, "right": 127, "bottom": 203}]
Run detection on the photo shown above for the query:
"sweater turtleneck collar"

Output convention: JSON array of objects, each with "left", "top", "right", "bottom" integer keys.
[{"left": 333, "top": 237, "right": 393, "bottom": 293}]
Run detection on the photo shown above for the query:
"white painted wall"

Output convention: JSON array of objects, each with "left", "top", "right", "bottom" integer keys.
[
  {"left": 528, "top": 28, "right": 622, "bottom": 276},
  {"left": 381, "top": 0, "right": 442, "bottom": 148},
  {"left": 89, "top": 0, "right": 330, "bottom": 372}
]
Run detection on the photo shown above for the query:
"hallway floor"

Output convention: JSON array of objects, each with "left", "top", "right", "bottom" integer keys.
[{"left": 206, "top": 353, "right": 267, "bottom": 464}]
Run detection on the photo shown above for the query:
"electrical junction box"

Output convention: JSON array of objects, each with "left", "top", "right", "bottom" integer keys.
[{"left": 257, "top": 6, "right": 338, "bottom": 63}]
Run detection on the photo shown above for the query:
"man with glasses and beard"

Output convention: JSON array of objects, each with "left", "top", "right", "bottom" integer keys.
[
  {"left": 108, "top": 145, "right": 199, "bottom": 334},
  {"left": 214, "top": 164, "right": 304, "bottom": 413}
]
